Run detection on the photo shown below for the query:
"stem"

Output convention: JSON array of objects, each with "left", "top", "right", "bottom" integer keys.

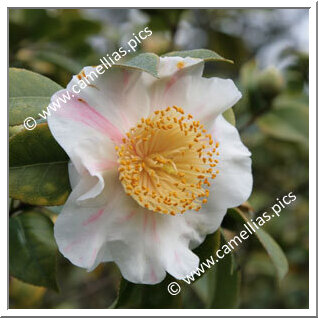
[{"left": 238, "top": 106, "right": 270, "bottom": 133}]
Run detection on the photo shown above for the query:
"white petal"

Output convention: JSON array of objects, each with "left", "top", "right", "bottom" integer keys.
[
  {"left": 55, "top": 178, "right": 114, "bottom": 269},
  {"left": 185, "top": 77, "right": 242, "bottom": 127},
  {"left": 183, "top": 208, "right": 227, "bottom": 249},
  {"left": 48, "top": 66, "right": 151, "bottom": 179},
  {"left": 48, "top": 90, "right": 119, "bottom": 176},
  {"left": 52, "top": 57, "right": 252, "bottom": 286},
  {"left": 145, "top": 59, "right": 204, "bottom": 114},
  {"left": 146, "top": 61, "right": 241, "bottom": 128},
  {"left": 68, "top": 162, "right": 80, "bottom": 189},
  {"left": 208, "top": 115, "right": 253, "bottom": 210},
  {"left": 106, "top": 209, "right": 201, "bottom": 283},
  {"left": 67, "top": 66, "right": 150, "bottom": 131},
  {"left": 158, "top": 56, "right": 203, "bottom": 78},
  {"left": 55, "top": 175, "right": 206, "bottom": 284}
]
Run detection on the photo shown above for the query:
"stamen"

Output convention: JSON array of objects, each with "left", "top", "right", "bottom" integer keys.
[{"left": 115, "top": 106, "right": 220, "bottom": 215}]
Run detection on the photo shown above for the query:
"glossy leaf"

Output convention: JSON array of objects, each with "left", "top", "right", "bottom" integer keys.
[
  {"left": 9, "top": 123, "right": 71, "bottom": 205},
  {"left": 191, "top": 231, "right": 240, "bottom": 308},
  {"left": 111, "top": 274, "right": 182, "bottom": 309},
  {"left": 193, "top": 229, "right": 221, "bottom": 268},
  {"left": 163, "top": 49, "right": 233, "bottom": 64},
  {"left": 9, "top": 211, "right": 58, "bottom": 291},
  {"left": 208, "top": 233, "right": 241, "bottom": 308},
  {"left": 224, "top": 208, "right": 289, "bottom": 282},
  {"left": 257, "top": 103, "right": 308, "bottom": 146},
  {"left": 9, "top": 68, "right": 62, "bottom": 126},
  {"left": 189, "top": 230, "right": 221, "bottom": 306},
  {"left": 115, "top": 53, "right": 160, "bottom": 78}
]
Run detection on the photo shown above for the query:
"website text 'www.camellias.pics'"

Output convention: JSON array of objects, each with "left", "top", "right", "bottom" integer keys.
[{"left": 167, "top": 192, "right": 296, "bottom": 296}]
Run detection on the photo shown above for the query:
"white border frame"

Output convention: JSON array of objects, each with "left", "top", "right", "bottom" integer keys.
[{"left": 2, "top": 1, "right": 316, "bottom": 316}]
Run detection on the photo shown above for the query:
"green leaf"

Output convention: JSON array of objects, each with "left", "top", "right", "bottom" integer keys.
[
  {"left": 9, "top": 68, "right": 62, "bottom": 126},
  {"left": 163, "top": 49, "right": 233, "bottom": 64},
  {"left": 9, "top": 123, "right": 71, "bottom": 206},
  {"left": 9, "top": 211, "right": 58, "bottom": 291},
  {"left": 224, "top": 208, "right": 289, "bottom": 282},
  {"left": 115, "top": 53, "right": 160, "bottom": 78},
  {"left": 111, "top": 275, "right": 182, "bottom": 309},
  {"left": 191, "top": 231, "right": 240, "bottom": 308},
  {"left": 190, "top": 229, "right": 221, "bottom": 306},
  {"left": 193, "top": 229, "right": 221, "bottom": 268},
  {"left": 257, "top": 103, "right": 308, "bottom": 145},
  {"left": 208, "top": 233, "right": 241, "bottom": 308},
  {"left": 222, "top": 108, "right": 236, "bottom": 126},
  {"left": 113, "top": 50, "right": 232, "bottom": 79}
]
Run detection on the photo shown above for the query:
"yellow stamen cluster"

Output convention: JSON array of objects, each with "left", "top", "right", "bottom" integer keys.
[{"left": 115, "top": 106, "right": 220, "bottom": 215}]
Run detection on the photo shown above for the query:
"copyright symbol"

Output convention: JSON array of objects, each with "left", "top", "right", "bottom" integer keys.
[
  {"left": 24, "top": 117, "right": 37, "bottom": 130},
  {"left": 167, "top": 282, "right": 181, "bottom": 296}
]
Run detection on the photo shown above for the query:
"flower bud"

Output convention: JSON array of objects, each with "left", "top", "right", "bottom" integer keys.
[{"left": 256, "top": 67, "right": 284, "bottom": 100}]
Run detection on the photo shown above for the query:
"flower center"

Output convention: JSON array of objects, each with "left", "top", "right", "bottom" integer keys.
[{"left": 115, "top": 106, "right": 219, "bottom": 215}]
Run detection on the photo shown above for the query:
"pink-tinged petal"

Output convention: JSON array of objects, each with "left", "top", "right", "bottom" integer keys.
[
  {"left": 54, "top": 176, "right": 122, "bottom": 269},
  {"left": 143, "top": 212, "right": 149, "bottom": 232},
  {"left": 52, "top": 56, "right": 253, "bottom": 285},
  {"left": 55, "top": 95, "right": 124, "bottom": 143},
  {"left": 48, "top": 94, "right": 120, "bottom": 207},
  {"left": 48, "top": 95, "right": 119, "bottom": 178},
  {"left": 118, "top": 210, "right": 138, "bottom": 223},
  {"left": 66, "top": 67, "right": 151, "bottom": 132},
  {"left": 89, "top": 160, "right": 118, "bottom": 172},
  {"left": 55, "top": 173, "right": 205, "bottom": 284},
  {"left": 145, "top": 58, "right": 241, "bottom": 128},
  {"left": 145, "top": 58, "right": 204, "bottom": 114},
  {"left": 150, "top": 268, "right": 158, "bottom": 283},
  {"left": 82, "top": 208, "right": 105, "bottom": 226},
  {"left": 158, "top": 56, "right": 203, "bottom": 78}
]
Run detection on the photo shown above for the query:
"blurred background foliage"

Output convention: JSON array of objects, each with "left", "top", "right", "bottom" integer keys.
[{"left": 9, "top": 8, "right": 309, "bottom": 309}]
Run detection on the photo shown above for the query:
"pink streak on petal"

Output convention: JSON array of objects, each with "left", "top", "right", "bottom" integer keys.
[
  {"left": 150, "top": 268, "right": 157, "bottom": 283},
  {"left": 90, "top": 248, "right": 98, "bottom": 264},
  {"left": 119, "top": 210, "right": 137, "bottom": 223},
  {"left": 57, "top": 94, "right": 124, "bottom": 143},
  {"left": 90, "top": 160, "right": 118, "bottom": 172},
  {"left": 119, "top": 72, "right": 133, "bottom": 130},
  {"left": 174, "top": 251, "right": 181, "bottom": 264},
  {"left": 82, "top": 208, "right": 104, "bottom": 226},
  {"left": 123, "top": 70, "right": 130, "bottom": 86},
  {"left": 143, "top": 212, "right": 149, "bottom": 232},
  {"left": 64, "top": 239, "right": 82, "bottom": 253},
  {"left": 119, "top": 110, "right": 131, "bottom": 131},
  {"left": 164, "top": 74, "right": 178, "bottom": 94}
]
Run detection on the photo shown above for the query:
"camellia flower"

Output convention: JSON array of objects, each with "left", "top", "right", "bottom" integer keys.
[{"left": 48, "top": 56, "right": 252, "bottom": 284}]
